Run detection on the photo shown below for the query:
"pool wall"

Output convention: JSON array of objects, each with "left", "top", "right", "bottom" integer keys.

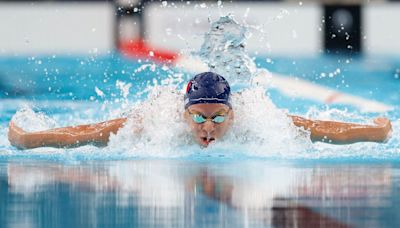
[
  {"left": 0, "top": 1, "right": 400, "bottom": 57},
  {"left": 0, "top": 2, "right": 113, "bottom": 55}
]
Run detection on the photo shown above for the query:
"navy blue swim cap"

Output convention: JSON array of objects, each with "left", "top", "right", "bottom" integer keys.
[{"left": 184, "top": 72, "right": 231, "bottom": 109}]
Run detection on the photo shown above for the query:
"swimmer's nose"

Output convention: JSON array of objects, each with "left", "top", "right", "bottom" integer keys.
[{"left": 202, "top": 120, "right": 215, "bottom": 135}]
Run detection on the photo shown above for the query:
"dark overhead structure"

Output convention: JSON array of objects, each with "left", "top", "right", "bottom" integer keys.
[{"left": 324, "top": 5, "right": 362, "bottom": 55}]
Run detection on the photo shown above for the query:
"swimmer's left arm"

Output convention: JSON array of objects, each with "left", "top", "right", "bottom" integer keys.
[{"left": 289, "top": 116, "right": 392, "bottom": 144}]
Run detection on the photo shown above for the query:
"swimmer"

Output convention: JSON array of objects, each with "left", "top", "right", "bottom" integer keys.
[{"left": 8, "top": 72, "right": 393, "bottom": 149}]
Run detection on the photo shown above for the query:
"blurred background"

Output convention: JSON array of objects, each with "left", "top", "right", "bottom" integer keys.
[
  {"left": 0, "top": 0, "right": 399, "bottom": 56},
  {"left": 0, "top": 0, "right": 399, "bottom": 106}
]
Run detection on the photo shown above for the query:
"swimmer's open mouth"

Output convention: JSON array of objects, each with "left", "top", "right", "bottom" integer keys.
[{"left": 201, "top": 137, "right": 215, "bottom": 145}]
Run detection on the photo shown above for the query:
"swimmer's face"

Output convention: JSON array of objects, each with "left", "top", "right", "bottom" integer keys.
[{"left": 184, "top": 103, "right": 234, "bottom": 147}]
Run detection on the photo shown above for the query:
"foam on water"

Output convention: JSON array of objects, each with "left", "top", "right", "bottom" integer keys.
[
  {"left": 105, "top": 85, "right": 312, "bottom": 158},
  {"left": 226, "top": 88, "right": 312, "bottom": 155},
  {"left": 107, "top": 86, "right": 193, "bottom": 157},
  {"left": 12, "top": 107, "right": 58, "bottom": 132},
  {"left": 0, "top": 126, "right": 9, "bottom": 150}
]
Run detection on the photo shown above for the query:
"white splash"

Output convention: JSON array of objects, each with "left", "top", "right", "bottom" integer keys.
[
  {"left": 199, "top": 15, "right": 256, "bottom": 83},
  {"left": 224, "top": 88, "right": 313, "bottom": 156},
  {"left": 198, "top": 15, "right": 272, "bottom": 88},
  {"left": 11, "top": 107, "right": 58, "bottom": 132},
  {"left": 95, "top": 86, "right": 105, "bottom": 98},
  {"left": 116, "top": 80, "right": 132, "bottom": 99},
  {"left": 107, "top": 86, "right": 194, "bottom": 157},
  {"left": 106, "top": 85, "right": 312, "bottom": 157}
]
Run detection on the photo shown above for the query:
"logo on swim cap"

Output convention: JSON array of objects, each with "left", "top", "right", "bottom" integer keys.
[
  {"left": 184, "top": 72, "right": 231, "bottom": 109},
  {"left": 186, "top": 81, "right": 192, "bottom": 93}
]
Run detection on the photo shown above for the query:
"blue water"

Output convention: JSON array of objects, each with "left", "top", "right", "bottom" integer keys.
[{"left": 0, "top": 54, "right": 400, "bottom": 227}]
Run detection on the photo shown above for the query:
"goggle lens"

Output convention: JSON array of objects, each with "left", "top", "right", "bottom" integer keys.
[
  {"left": 212, "top": 116, "right": 226, "bottom": 123},
  {"left": 191, "top": 114, "right": 226, "bottom": 124},
  {"left": 192, "top": 114, "right": 207, "bottom": 124}
]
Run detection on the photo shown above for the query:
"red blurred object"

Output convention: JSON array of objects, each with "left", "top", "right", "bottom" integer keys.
[{"left": 119, "top": 39, "right": 178, "bottom": 63}]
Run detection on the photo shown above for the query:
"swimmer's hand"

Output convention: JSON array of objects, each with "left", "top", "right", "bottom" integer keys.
[
  {"left": 8, "top": 118, "right": 127, "bottom": 149},
  {"left": 372, "top": 117, "right": 392, "bottom": 143},
  {"left": 8, "top": 121, "right": 29, "bottom": 149},
  {"left": 290, "top": 115, "right": 392, "bottom": 144}
]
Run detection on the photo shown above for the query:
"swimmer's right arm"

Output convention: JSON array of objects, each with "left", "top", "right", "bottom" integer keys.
[{"left": 8, "top": 118, "right": 127, "bottom": 149}]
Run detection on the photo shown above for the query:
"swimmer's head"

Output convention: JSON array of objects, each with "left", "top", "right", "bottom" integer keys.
[
  {"left": 184, "top": 72, "right": 231, "bottom": 109},
  {"left": 184, "top": 72, "right": 234, "bottom": 147}
]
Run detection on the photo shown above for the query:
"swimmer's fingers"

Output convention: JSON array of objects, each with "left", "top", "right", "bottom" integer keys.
[
  {"left": 8, "top": 121, "right": 28, "bottom": 149},
  {"left": 373, "top": 117, "right": 390, "bottom": 127},
  {"left": 373, "top": 117, "right": 392, "bottom": 143},
  {"left": 9, "top": 121, "right": 26, "bottom": 134},
  {"left": 373, "top": 117, "right": 392, "bottom": 132}
]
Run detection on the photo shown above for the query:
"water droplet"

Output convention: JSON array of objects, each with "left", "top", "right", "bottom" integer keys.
[{"left": 394, "top": 69, "right": 400, "bottom": 79}]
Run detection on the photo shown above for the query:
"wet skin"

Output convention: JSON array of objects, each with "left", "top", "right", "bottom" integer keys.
[{"left": 184, "top": 103, "right": 234, "bottom": 147}]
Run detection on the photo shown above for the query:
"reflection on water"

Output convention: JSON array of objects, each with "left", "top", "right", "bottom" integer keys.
[{"left": 0, "top": 159, "right": 399, "bottom": 227}]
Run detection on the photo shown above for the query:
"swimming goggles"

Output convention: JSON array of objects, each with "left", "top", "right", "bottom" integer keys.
[{"left": 188, "top": 111, "right": 229, "bottom": 124}]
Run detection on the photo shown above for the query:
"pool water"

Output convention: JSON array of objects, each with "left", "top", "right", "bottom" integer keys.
[
  {"left": 1, "top": 159, "right": 400, "bottom": 227},
  {"left": 0, "top": 54, "right": 399, "bottom": 227}
]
